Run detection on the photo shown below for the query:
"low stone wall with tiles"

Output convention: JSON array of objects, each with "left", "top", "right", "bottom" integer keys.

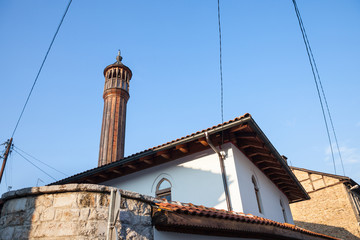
[{"left": 0, "top": 184, "right": 154, "bottom": 240}]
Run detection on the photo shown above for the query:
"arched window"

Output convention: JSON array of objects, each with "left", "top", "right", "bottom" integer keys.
[
  {"left": 252, "top": 176, "right": 263, "bottom": 213},
  {"left": 280, "top": 200, "right": 287, "bottom": 222},
  {"left": 156, "top": 178, "right": 171, "bottom": 201}
]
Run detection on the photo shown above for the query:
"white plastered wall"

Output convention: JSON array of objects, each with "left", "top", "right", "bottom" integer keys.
[
  {"left": 230, "top": 144, "right": 294, "bottom": 223},
  {"left": 103, "top": 144, "right": 235, "bottom": 210},
  {"left": 102, "top": 142, "right": 294, "bottom": 223}
]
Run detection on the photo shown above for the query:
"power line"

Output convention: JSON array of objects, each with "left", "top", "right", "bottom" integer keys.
[
  {"left": 11, "top": 0, "right": 73, "bottom": 138},
  {"left": 13, "top": 145, "right": 68, "bottom": 177},
  {"left": 301, "top": 24, "right": 346, "bottom": 175},
  {"left": 217, "top": 0, "right": 224, "bottom": 144},
  {"left": 292, "top": 0, "right": 344, "bottom": 175},
  {"left": 13, "top": 149, "right": 57, "bottom": 181}
]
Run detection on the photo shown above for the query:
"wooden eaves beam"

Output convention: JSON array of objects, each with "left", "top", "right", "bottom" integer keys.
[
  {"left": 156, "top": 151, "right": 171, "bottom": 160},
  {"left": 277, "top": 183, "right": 299, "bottom": 191},
  {"left": 229, "top": 124, "right": 248, "bottom": 133},
  {"left": 140, "top": 157, "right": 153, "bottom": 165},
  {"left": 271, "top": 176, "right": 291, "bottom": 181},
  {"left": 248, "top": 151, "right": 272, "bottom": 158},
  {"left": 85, "top": 178, "right": 96, "bottom": 183},
  {"left": 109, "top": 168, "right": 122, "bottom": 174},
  {"left": 176, "top": 144, "right": 189, "bottom": 153},
  {"left": 260, "top": 165, "right": 283, "bottom": 171},
  {"left": 98, "top": 174, "right": 108, "bottom": 179},
  {"left": 127, "top": 164, "right": 137, "bottom": 170},
  {"left": 198, "top": 138, "right": 209, "bottom": 147},
  {"left": 266, "top": 171, "right": 289, "bottom": 177},
  {"left": 237, "top": 140, "right": 264, "bottom": 149},
  {"left": 235, "top": 132, "right": 257, "bottom": 139}
]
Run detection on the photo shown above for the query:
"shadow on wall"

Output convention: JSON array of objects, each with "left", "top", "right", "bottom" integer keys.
[
  {"left": 295, "top": 221, "right": 360, "bottom": 240},
  {"left": 0, "top": 196, "right": 35, "bottom": 239}
]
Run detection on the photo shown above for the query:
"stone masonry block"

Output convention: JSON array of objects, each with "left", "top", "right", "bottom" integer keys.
[
  {"left": 61, "top": 208, "right": 80, "bottom": 222},
  {"left": 312, "top": 179, "right": 326, "bottom": 189},
  {"left": 0, "top": 225, "right": 14, "bottom": 240},
  {"left": 41, "top": 208, "right": 55, "bottom": 221},
  {"left": 96, "top": 221, "right": 107, "bottom": 237},
  {"left": 79, "top": 221, "right": 98, "bottom": 236},
  {"left": 32, "top": 221, "right": 76, "bottom": 237},
  {"left": 53, "top": 193, "right": 77, "bottom": 208},
  {"left": 310, "top": 173, "right": 322, "bottom": 181},
  {"left": 35, "top": 194, "right": 54, "bottom": 207},
  {"left": 54, "top": 208, "right": 63, "bottom": 221},
  {"left": 323, "top": 176, "right": 339, "bottom": 186},
  {"left": 78, "top": 193, "right": 96, "bottom": 208},
  {"left": 80, "top": 208, "right": 91, "bottom": 220},
  {"left": 55, "top": 221, "right": 78, "bottom": 236},
  {"left": 6, "top": 198, "right": 27, "bottom": 212},
  {"left": 123, "top": 198, "right": 151, "bottom": 215},
  {"left": 300, "top": 179, "right": 314, "bottom": 192},
  {"left": 12, "top": 225, "right": 31, "bottom": 240},
  {"left": 98, "top": 193, "right": 110, "bottom": 207},
  {"left": 293, "top": 170, "right": 309, "bottom": 181}
]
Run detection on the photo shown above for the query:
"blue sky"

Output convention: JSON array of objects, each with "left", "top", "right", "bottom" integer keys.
[{"left": 0, "top": 0, "right": 359, "bottom": 195}]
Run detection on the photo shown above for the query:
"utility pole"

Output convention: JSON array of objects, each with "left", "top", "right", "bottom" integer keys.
[{"left": 0, "top": 138, "right": 13, "bottom": 184}]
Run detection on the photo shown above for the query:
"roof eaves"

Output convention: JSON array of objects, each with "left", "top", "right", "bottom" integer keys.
[
  {"left": 50, "top": 114, "right": 253, "bottom": 185},
  {"left": 247, "top": 120, "right": 310, "bottom": 200}
]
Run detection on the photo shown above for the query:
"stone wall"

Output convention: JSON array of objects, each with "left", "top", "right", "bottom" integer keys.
[
  {"left": 0, "top": 184, "right": 154, "bottom": 240},
  {"left": 291, "top": 170, "right": 360, "bottom": 240}
]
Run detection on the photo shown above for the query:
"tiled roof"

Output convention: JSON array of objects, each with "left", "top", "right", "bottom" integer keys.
[
  {"left": 153, "top": 202, "right": 340, "bottom": 240},
  {"left": 123, "top": 113, "right": 252, "bottom": 158},
  {"left": 51, "top": 113, "right": 252, "bottom": 184},
  {"left": 50, "top": 113, "right": 308, "bottom": 203}
]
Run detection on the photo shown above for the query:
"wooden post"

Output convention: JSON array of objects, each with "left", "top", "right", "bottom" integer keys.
[{"left": 0, "top": 138, "right": 13, "bottom": 184}]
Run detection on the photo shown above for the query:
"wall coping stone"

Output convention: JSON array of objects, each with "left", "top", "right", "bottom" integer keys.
[{"left": 0, "top": 184, "right": 160, "bottom": 204}]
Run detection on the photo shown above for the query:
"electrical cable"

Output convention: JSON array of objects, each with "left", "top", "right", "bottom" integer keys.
[
  {"left": 13, "top": 145, "right": 68, "bottom": 177},
  {"left": 11, "top": 0, "right": 73, "bottom": 139},
  {"left": 13, "top": 149, "right": 57, "bottom": 181},
  {"left": 217, "top": 0, "right": 225, "bottom": 145},
  {"left": 292, "top": 0, "right": 342, "bottom": 174},
  {"left": 293, "top": 4, "right": 345, "bottom": 175}
]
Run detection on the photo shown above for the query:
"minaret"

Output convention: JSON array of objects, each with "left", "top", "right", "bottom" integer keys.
[{"left": 98, "top": 51, "right": 132, "bottom": 166}]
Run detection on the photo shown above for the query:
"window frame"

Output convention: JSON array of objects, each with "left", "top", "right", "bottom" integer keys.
[
  {"left": 155, "top": 178, "right": 172, "bottom": 201},
  {"left": 252, "top": 175, "right": 263, "bottom": 214},
  {"left": 280, "top": 199, "right": 288, "bottom": 223}
]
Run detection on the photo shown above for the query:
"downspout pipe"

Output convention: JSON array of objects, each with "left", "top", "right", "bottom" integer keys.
[{"left": 205, "top": 132, "right": 232, "bottom": 211}]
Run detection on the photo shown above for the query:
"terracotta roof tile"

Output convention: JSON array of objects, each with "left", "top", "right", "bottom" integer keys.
[{"left": 153, "top": 201, "right": 340, "bottom": 240}]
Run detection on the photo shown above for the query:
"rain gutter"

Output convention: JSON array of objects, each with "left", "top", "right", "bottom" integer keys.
[{"left": 205, "top": 131, "right": 232, "bottom": 211}]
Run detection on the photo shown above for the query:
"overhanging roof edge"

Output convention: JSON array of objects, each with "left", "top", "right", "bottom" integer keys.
[
  {"left": 247, "top": 120, "right": 310, "bottom": 200},
  {"left": 50, "top": 115, "right": 253, "bottom": 185}
]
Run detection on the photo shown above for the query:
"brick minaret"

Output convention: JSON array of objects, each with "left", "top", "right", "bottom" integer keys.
[{"left": 98, "top": 51, "right": 132, "bottom": 166}]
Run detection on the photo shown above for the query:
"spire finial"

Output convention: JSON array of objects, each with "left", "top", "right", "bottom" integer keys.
[{"left": 116, "top": 49, "right": 123, "bottom": 63}]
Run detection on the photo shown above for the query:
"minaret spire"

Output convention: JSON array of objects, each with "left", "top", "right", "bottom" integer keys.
[
  {"left": 116, "top": 49, "right": 122, "bottom": 63},
  {"left": 98, "top": 51, "right": 132, "bottom": 166}
]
